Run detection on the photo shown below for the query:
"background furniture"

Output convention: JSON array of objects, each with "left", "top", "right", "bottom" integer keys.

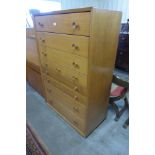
[
  {"left": 115, "top": 21, "right": 129, "bottom": 72},
  {"left": 109, "top": 74, "right": 129, "bottom": 126},
  {"left": 34, "top": 7, "right": 122, "bottom": 137},
  {"left": 26, "top": 28, "right": 45, "bottom": 97}
]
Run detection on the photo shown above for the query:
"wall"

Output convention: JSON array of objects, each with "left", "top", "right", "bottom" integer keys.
[{"left": 60, "top": 0, "right": 128, "bottom": 23}]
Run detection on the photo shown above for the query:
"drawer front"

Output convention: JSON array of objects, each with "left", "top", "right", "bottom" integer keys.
[
  {"left": 35, "top": 12, "right": 90, "bottom": 36},
  {"left": 43, "top": 74, "right": 88, "bottom": 105},
  {"left": 41, "top": 62, "right": 88, "bottom": 96},
  {"left": 47, "top": 95, "right": 86, "bottom": 131},
  {"left": 45, "top": 83, "right": 87, "bottom": 120},
  {"left": 48, "top": 12, "right": 90, "bottom": 35},
  {"left": 35, "top": 16, "right": 49, "bottom": 31},
  {"left": 46, "top": 47, "right": 88, "bottom": 75},
  {"left": 37, "top": 32, "right": 89, "bottom": 57}
]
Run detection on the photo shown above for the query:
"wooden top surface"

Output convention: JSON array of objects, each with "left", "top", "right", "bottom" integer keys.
[{"left": 33, "top": 7, "right": 93, "bottom": 16}]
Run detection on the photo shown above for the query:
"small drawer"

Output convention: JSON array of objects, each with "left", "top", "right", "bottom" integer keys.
[
  {"left": 43, "top": 74, "right": 88, "bottom": 105},
  {"left": 46, "top": 47, "right": 88, "bottom": 75},
  {"left": 42, "top": 62, "right": 88, "bottom": 96},
  {"left": 35, "top": 16, "right": 49, "bottom": 32},
  {"left": 37, "top": 32, "right": 89, "bottom": 58}
]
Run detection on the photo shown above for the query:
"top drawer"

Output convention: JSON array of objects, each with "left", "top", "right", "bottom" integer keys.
[{"left": 35, "top": 12, "right": 90, "bottom": 36}]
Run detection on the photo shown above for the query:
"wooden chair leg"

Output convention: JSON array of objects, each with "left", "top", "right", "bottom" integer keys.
[
  {"left": 110, "top": 102, "right": 120, "bottom": 121},
  {"left": 117, "top": 97, "right": 128, "bottom": 120},
  {"left": 123, "top": 117, "right": 129, "bottom": 129}
]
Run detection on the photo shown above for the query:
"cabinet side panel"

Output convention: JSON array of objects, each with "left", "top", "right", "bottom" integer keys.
[{"left": 86, "top": 9, "right": 122, "bottom": 134}]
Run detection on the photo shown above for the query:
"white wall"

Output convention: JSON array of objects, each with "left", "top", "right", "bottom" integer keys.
[{"left": 60, "top": 0, "right": 128, "bottom": 23}]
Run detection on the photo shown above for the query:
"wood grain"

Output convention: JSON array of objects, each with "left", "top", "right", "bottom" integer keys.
[
  {"left": 43, "top": 74, "right": 88, "bottom": 105},
  {"left": 26, "top": 61, "right": 45, "bottom": 97},
  {"left": 86, "top": 8, "right": 122, "bottom": 134},
  {"left": 33, "top": 7, "right": 122, "bottom": 137},
  {"left": 37, "top": 32, "right": 89, "bottom": 57},
  {"left": 35, "top": 12, "right": 90, "bottom": 36}
]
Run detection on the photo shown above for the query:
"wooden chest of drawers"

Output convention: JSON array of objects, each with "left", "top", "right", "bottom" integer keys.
[{"left": 34, "top": 7, "right": 122, "bottom": 137}]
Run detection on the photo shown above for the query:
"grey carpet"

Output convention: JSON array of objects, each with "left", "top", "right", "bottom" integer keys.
[{"left": 26, "top": 83, "right": 129, "bottom": 155}]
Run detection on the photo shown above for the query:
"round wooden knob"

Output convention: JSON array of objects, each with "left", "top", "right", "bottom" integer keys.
[
  {"left": 42, "top": 39, "right": 45, "bottom": 43},
  {"left": 44, "top": 53, "right": 47, "bottom": 57},
  {"left": 72, "top": 76, "right": 78, "bottom": 80},
  {"left": 72, "top": 44, "right": 78, "bottom": 50},
  {"left": 72, "top": 120, "right": 78, "bottom": 126},
  {"left": 72, "top": 62, "right": 75, "bottom": 66},
  {"left": 48, "top": 89, "right": 52, "bottom": 93},
  {"left": 72, "top": 22, "right": 78, "bottom": 29},
  {"left": 38, "top": 22, "right": 44, "bottom": 27},
  {"left": 73, "top": 107, "right": 79, "bottom": 112},
  {"left": 56, "top": 68, "right": 61, "bottom": 72},
  {"left": 75, "top": 64, "right": 79, "bottom": 68},
  {"left": 74, "top": 96, "right": 78, "bottom": 100},
  {"left": 74, "top": 87, "right": 78, "bottom": 91}
]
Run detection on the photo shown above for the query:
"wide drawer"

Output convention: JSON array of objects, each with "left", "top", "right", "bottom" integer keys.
[
  {"left": 37, "top": 32, "right": 89, "bottom": 57},
  {"left": 41, "top": 62, "right": 88, "bottom": 96},
  {"left": 35, "top": 12, "right": 90, "bottom": 36},
  {"left": 45, "top": 82, "right": 87, "bottom": 119},
  {"left": 43, "top": 74, "right": 88, "bottom": 105},
  {"left": 46, "top": 47, "right": 88, "bottom": 75},
  {"left": 47, "top": 97, "right": 86, "bottom": 132}
]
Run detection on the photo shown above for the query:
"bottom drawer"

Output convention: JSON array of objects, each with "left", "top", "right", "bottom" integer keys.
[
  {"left": 45, "top": 82, "right": 87, "bottom": 119},
  {"left": 46, "top": 89, "right": 86, "bottom": 132}
]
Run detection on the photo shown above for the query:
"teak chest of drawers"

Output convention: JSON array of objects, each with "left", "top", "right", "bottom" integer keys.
[{"left": 34, "top": 7, "right": 122, "bottom": 137}]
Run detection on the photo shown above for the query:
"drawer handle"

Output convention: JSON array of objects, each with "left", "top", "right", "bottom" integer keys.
[
  {"left": 75, "top": 64, "right": 79, "bottom": 68},
  {"left": 48, "top": 89, "right": 52, "bottom": 93},
  {"left": 72, "top": 43, "right": 78, "bottom": 50},
  {"left": 72, "top": 22, "right": 78, "bottom": 29},
  {"left": 49, "top": 100, "right": 53, "bottom": 104},
  {"left": 74, "top": 87, "right": 78, "bottom": 91},
  {"left": 56, "top": 68, "right": 61, "bottom": 72},
  {"left": 73, "top": 107, "right": 79, "bottom": 112},
  {"left": 72, "top": 76, "right": 78, "bottom": 81},
  {"left": 42, "top": 39, "right": 45, "bottom": 43},
  {"left": 44, "top": 53, "right": 47, "bottom": 57},
  {"left": 72, "top": 120, "right": 78, "bottom": 126},
  {"left": 38, "top": 22, "right": 44, "bottom": 27},
  {"left": 72, "top": 62, "right": 79, "bottom": 68},
  {"left": 74, "top": 96, "right": 78, "bottom": 100}
]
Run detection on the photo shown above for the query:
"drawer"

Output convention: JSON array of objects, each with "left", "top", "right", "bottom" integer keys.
[
  {"left": 37, "top": 32, "right": 89, "bottom": 57},
  {"left": 46, "top": 47, "right": 88, "bottom": 75},
  {"left": 45, "top": 83, "right": 87, "bottom": 119},
  {"left": 43, "top": 74, "right": 88, "bottom": 105},
  {"left": 47, "top": 95, "right": 86, "bottom": 131},
  {"left": 35, "top": 16, "right": 49, "bottom": 32},
  {"left": 41, "top": 62, "right": 88, "bottom": 96},
  {"left": 35, "top": 12, "right": 90, "bottom": 36}
]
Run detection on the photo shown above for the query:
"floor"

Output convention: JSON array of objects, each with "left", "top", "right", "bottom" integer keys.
[{"left": 26, "top": 80, "right": 129, "bottom": 155}]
